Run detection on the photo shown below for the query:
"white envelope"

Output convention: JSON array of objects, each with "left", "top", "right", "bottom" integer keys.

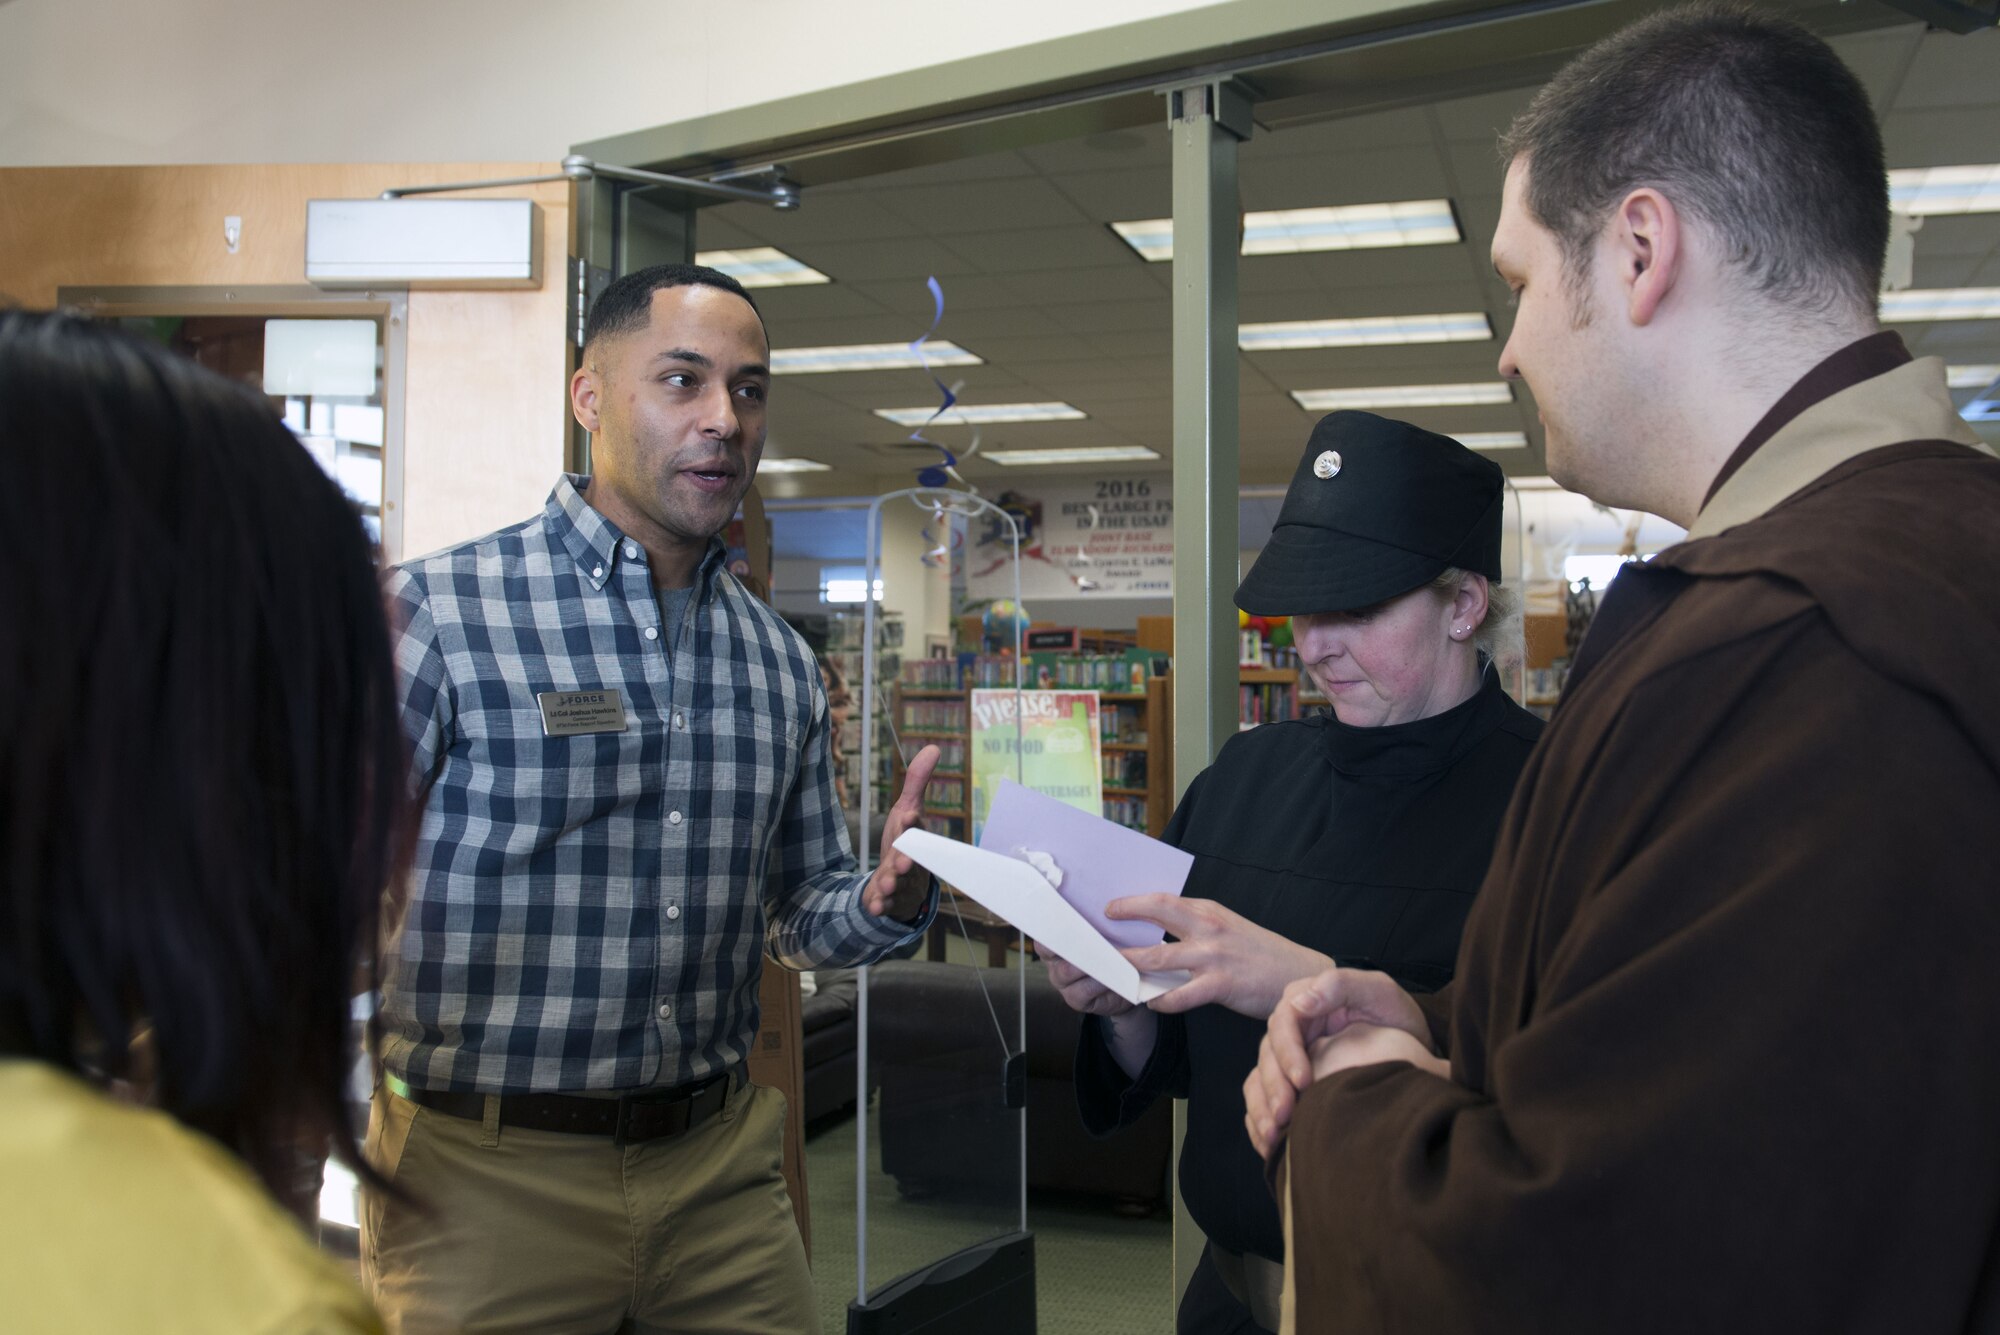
[{"left": 894, "top": 828, "right": 1190, "bottom": 1006}]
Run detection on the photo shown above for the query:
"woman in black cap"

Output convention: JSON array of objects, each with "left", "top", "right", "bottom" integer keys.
[{"left": 1046, "top": 411, "right": 1545, "bottom": 1335}]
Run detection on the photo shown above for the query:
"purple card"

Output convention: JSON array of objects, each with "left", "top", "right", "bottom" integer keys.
[{"left": 978, "top": 778, "right": 1193, "bottom": 950}]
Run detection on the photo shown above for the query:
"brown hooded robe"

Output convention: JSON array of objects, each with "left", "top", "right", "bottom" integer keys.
[{"left": 1280, "top": 342, "right": 2000, "bottom": 1334}]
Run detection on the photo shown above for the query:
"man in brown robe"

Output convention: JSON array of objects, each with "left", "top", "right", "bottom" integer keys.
[{"left": 1242, "top": 9, "right": 2000, "bottom": 1332}]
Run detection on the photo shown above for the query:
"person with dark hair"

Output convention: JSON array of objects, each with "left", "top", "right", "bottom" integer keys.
[
  {"left": 363, "top": 262, "right": 940, "bottom": 1332},
  {"left": 1047, "top": 414, "right": 1542, "bottom": 1335},
  {"left": 1245, "top": 7, "right": 2000, "bottom": 1332},
  {"left": 0, "top": 309, "right": 405, "bottom": 1332}
]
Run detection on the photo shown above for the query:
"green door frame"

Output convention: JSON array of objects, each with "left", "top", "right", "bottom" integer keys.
[
  {"left": 566, "top": 179, "right": 700, "bottom": 474},
  {"left": 568, "top": 0, "right": 1914, "bottom": 1303}
]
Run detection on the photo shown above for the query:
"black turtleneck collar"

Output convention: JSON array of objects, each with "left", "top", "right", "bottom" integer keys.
[{"left": 1318, "top": 665, "right": 1518, "bottom": 778}]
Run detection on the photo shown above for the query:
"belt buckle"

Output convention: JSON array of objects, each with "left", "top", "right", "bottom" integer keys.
[{"left": 613, "top": 1094, "right": 637, "bottom": 1148}]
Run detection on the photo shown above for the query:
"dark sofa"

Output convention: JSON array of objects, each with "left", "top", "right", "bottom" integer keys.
[
  {"left": 864, "top": 957, "right": 1173, "bottom": 1212},
  {"left": 801, "top": 967, "right": 869, "bottom": 1125}
]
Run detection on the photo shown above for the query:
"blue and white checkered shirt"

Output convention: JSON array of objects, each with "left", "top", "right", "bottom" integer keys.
[{"left": 379, "top": 474, "right": 929, "bottom": 1093}]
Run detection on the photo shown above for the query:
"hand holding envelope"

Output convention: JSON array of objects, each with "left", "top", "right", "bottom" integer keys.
[
  {"left": 891, "top": 829, "right": 1190, "bottom": 1006},
  {"left": 890, "top": 780, "right": 1197, "bottom": 1006}
]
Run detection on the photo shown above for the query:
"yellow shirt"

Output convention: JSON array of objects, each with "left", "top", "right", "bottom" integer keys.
[{"left": 0, "top": 1060, "right": 382, "bottom": 1334}]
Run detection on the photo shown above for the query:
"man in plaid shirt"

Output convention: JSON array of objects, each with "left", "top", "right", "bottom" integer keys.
[{"left": 362, "top": 263, "right": 940, "bottom": 1334}]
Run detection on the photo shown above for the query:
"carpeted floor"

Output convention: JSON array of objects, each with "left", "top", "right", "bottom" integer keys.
[{"left": 804, "top": 1101, "right": 1174, "bottom": 1334}]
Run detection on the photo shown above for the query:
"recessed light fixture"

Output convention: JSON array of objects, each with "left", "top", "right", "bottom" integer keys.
[
  {"left": 1240, "top": 313, "right": 1493, "bottom": 350},
  {"left": 1455, "top": 432, "right": 1530, "bottom": 451},
  {"left": 756, "top": 457, "right": 832, "bottom": 473},
  {"left": 873, "top": 402, "right": 1087, "bottom": 427},
  {"left": 694, "top": 247, "right": 831, "bottom": 287},
  {"left": 1110, "top": 200, "right": 1461, "bottom": 262},
  {"left": 985, "top": 445, "right": 1161, "bottom": 466},
  {"left": 1946, "top": 364, "right": 2000, "bottom": 390},
  {"left": 770, "top": 341, "right": 982, "bottom": 374},
  {"left": 1290, "top": 382, "right": 1513, "bottom": 411},
  {"left": 1879, "top": 288, "right": 2000, "bottom": 322},
  {"left": 1888, "top": 165, "right": 2000, "bottom": 217}
]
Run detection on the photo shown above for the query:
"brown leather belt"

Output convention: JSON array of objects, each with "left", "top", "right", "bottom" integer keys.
[{"left": 391, "top": 1068, "right": 739, "bottom": 1145}]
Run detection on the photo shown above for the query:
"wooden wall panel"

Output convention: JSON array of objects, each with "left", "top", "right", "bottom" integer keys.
[{"left": 0, "top": 163, "right": 571, "bottom": 562}]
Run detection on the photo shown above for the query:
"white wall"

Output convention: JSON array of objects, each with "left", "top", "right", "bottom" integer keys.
[{"left": 0, "top": 0, "right": 1223, "bottom": 166}]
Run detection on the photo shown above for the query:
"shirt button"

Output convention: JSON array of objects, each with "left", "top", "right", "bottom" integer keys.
[
  {"left": 666, "top": 904, "right": 681, "bottom": 921},
  {"left": 625, "top": 542, "right": 641, "bottom": 560},
  {"left": 673, "top": 712, "right": 686, "bottom": 729},
  {"left": 657, "top": 1003, "right": 673, "bottom": 1020},
  {"left": 668, "top": 810, "right": 683, "bottom": 825},
  {"left": 591, "top": 565, "right": 604, "bottom": 580},
  {"left": 644, "top": 626, "right": 659, "bottom": 641}
]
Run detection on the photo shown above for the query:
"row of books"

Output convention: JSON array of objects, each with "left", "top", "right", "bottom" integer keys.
[
  {"left": 924, "top": 777, "right": 967, "bottom": 809},
  {"left": 900, "top": 658, "right": 961, "bottom": 688},
  {"left": 1029, "top": 651, "right": 1155, "bottom": 690},
  {"left": 1240, "top": 682, "right": 1299, "bottom": 727},
  {"left": 905, "top": 736, "right": 967, "bottom": 770},
  {"left": 901, "top": 699, "right": 968, "bottom": 731},
  {"left": 1102, "top": 796, "right": 1149, "bottom": 831},
  {"left": 1100, "top": 701, "right": 1148, "bottom": 745},
  {"left": 1102, "top": 751, "right": 1149, "bottom": 788}
]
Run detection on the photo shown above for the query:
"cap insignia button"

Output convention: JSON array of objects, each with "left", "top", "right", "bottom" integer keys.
[{"left": 1313, "top": 450, "right": 1343, "bottom": 480}]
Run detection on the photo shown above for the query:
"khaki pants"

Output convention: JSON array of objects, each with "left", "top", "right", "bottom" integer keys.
[{"left": 361, "top": 1079, "right": 815, "bottom": 1335}]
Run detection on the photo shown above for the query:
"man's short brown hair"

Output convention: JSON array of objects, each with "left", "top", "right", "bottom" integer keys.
[{"left": 1500, "top": 4, "right": 1889, "bottom": 319}]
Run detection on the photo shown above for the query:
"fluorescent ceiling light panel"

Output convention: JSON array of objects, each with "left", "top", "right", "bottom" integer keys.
[
  {"left": 1455, "top": 432, "right": 1530, "bottom": 451},
  {"left": 1290, "top": 381, "right": 1513, "bottom": 411},
  {"left": 693, "top": 246, "right": 830, "bottom": 287},
  {"left": 1888, "top": 165, "right": 2000, "bottom": 216},
  {"left": 1240, "top": 313, "right": 1493, "bottom": 350},
  {"left": 873, "top": 402, "right": 1086, "bottom": 427},
  {"left": 985, "top": 445, "right": 1162, "bottom": 466},
  {"left": 756, "top": 457, "right": 831, "bottom": 473},
  {"left": 770, "top": 341, "right": 981, "bottom": 374},
  {"left": 1947, "top": 364, "right": 2000, "bottom": 389},
  {"left": 1879, "top": 288, "right": 2000, "bottom": 322},
  {"left": 1111, "top": 200, "right": 1461, "bottom": 261}
]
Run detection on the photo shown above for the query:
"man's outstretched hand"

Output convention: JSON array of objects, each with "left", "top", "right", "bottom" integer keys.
[{"left": 866, "top": 744, "right": 940, "bottom": 921}]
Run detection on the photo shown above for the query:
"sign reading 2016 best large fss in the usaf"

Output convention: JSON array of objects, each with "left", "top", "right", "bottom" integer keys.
[{"left": 965, "top": 476, "right": 1172, "bottom": 600}]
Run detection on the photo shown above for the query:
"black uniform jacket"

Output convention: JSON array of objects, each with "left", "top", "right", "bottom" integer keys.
[{"left": 1076, "top": 669, "right": 1541, "bottom": 1260}]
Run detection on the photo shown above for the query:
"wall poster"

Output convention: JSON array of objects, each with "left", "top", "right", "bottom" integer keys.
[
  {"left": 963, "top": 476, "right": 1172, "bottom": 601},
  {"left": 968, "top": 689, "right": 1103, "bottom": 843}
]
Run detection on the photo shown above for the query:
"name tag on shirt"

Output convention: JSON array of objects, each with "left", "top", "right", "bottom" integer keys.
[{"left": 537, "top": 689, "right": 629, "bottom": 737}]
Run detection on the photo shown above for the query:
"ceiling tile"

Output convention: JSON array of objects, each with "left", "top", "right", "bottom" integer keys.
[
  {"left": 725, "top": 192, "right": 923, "bottom": 244},
  {"left": 1884, "top": 26, "right": 2000, "bottom": 110},
  {"left": 1881, "top": 107, "right": 2000, "bottom": 170},
  {"left": 1430, "top": 87, "right": 1537, "bottom": 145},
  {"left": 752, "top": 283, "right": 895, "bottom": 322},
  {"left": 783, "top": 236, "right": 984, "bottom": 283},
  {"left": 1824, "top": 24, "right": 1925, "bottom": 106},
  {"left": 938, "top": 225, "right": 1138, "bottom": 274},
  {"left": 1018, "top": 130, "right": 1171, "bottom": 174},
  {"left": 871, "top": 178, "right": 1093, "bottom": 234},
  {"left": 1240, "top": 147, "right": 1455, "bottom": 209},
  {"left": 1042, "top": 168, "right": 1174, "bottom": 224},
  {"left": 1245, "top": 106, "right": 1439, "bottom": 157}
]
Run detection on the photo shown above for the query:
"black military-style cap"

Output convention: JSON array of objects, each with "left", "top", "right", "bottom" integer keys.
[{"left": 1235, "top": 411, "right": 1504, "bottom": 616}]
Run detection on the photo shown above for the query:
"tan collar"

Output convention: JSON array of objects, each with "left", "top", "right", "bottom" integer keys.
[{"left": 1688, "top": 356, "right": 1990, "bottom": 540}]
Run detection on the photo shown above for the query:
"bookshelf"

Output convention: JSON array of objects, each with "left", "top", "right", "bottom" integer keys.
[
  {"left": 824, "top": 610, "right": 902, "bottom": 811},
  {"left": 1238, "top": 665, "right": 1327, "bottom": 730}
]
